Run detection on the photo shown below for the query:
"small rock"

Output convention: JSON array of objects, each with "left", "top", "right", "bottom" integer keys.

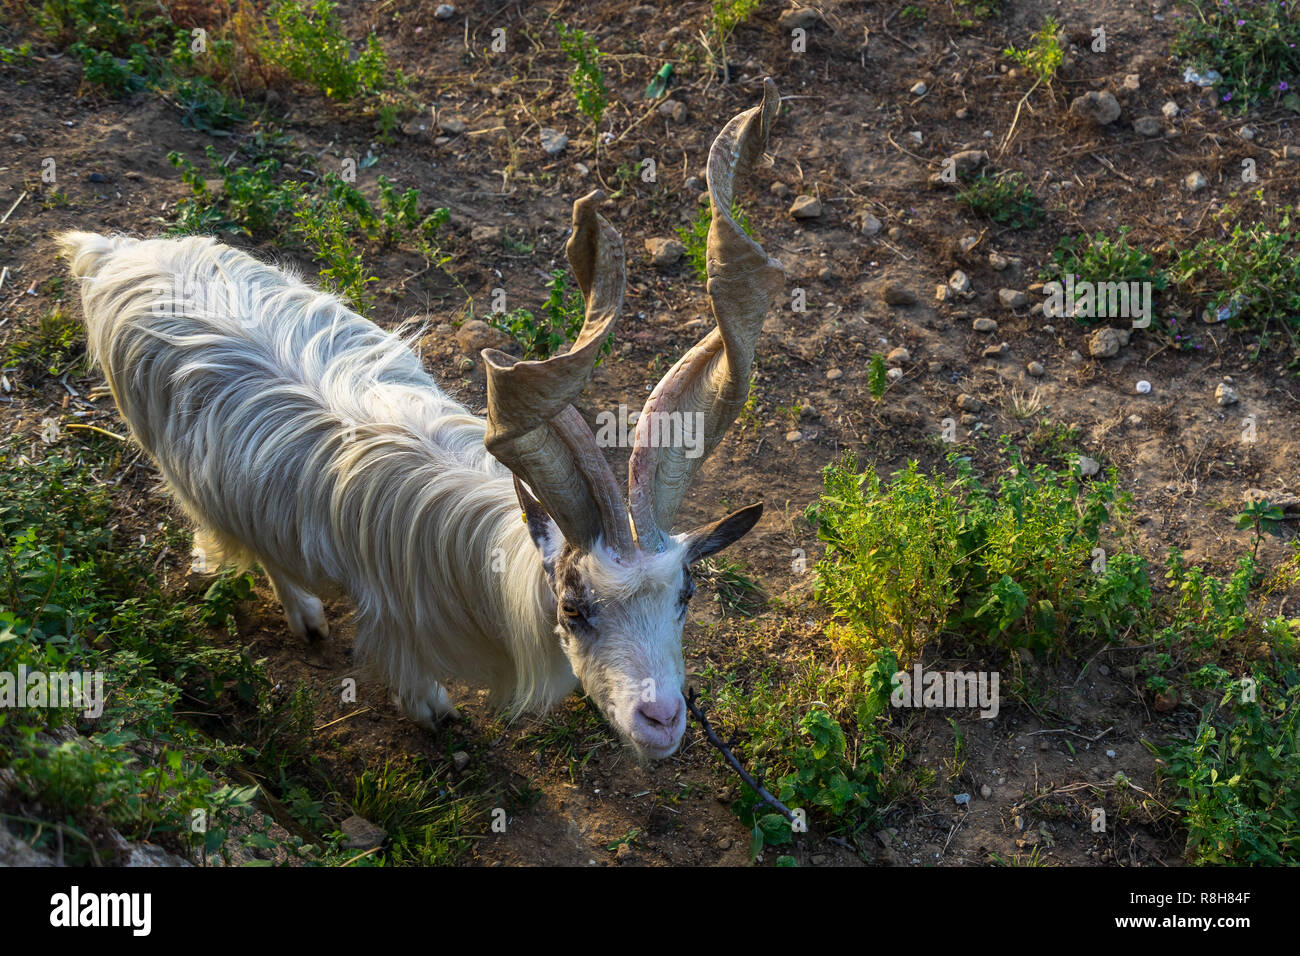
[
  {"left": 825, "top": 368, "right": 843, "bottom": 381},
  {"left": 789, "top": 195, "right": 822, "bottom": 219},
  {"left": 470, "top": 224, "right": 503, "bottom": 245},
  {"left": 1068, "top": 350, "right": 1084, "bottom": 364},
  {"left": 888, "top": 226, "right": 903, "bottom": 240},
  {"left": 435, "top": 4, "right": 456, "bottom": 19},
  {"left": 861, "top": 212, "right": 883, "bottom": 236},
  {"left": 959, "top": 235, "right": 980, "bottom": 253},
  {"left": 980, "top": 784, "right": 993, "bottom": 799},
  {"left": 1136, "top": 379, "right": 1152, "bottom": 394},
  {"left": 716, "top": 837, "right": 732, "bottom": 850},
  {"left": 1121, "top": 73, "right": 1141, "bottom": 93},
  {"left": 954, "top": 793, "right": 971, "bottom": 806},
  {"left": 1027, "top": 361, "right": 1045, "bottom": 377},
  {"left": 949, "top": 270, "right": 972, "bottom": 294},
  {"left": 658, "top": 100, "right": 687, "bottom": 123},
  {"left": 1070, "top": 90, "right": 1122, "bottom": 125},
  {"left": 1105, "top": 749, "right": 1117, "bottom": 759},
  {"left": 785, "top": 429, "right": 803, "bottom": 442},
  {"left": 948, "top": 149, "right": 988, "bottom": 177},
  {"left": 972, "top": 317, "right": 998, "bottom": 333},
  {"left": 908, "top": 130, "right": 923, "bottom": 145},
  {"left": 982, "top": 343, "right": 1007, "bottom": 359},
  {"left": 998, "top": 288, "right": 1028, "bottom": 309},
  {"left": 645, "top": 237, "right": 685, "bottom": 268},
  {"left": 1185, "top": 171, "right": 1208, "bottom": 192},
  {"left": 1215, "top": 382, "right": 1239, "bottom": 406},
  {"left": 9, "top": 132, "right": 27, "bottom": 145},
  {"left": 452, "top": 750, "right": 470, "bottom": 772},
  {"left": 539, "top": 127, "right": 569, "bottom": 156},
  {"left": 779, "top": 7, "right": 824, "bottom": 30},
  {"left": 1087, "top": 327, "right": 1123, "bottom": 358},
  {"left": 935, "top": 284, "right": 952, "bottom": 302},
  {"left": 769, "top": 181, "right": 792, "bottom": 199},
  {"left": 1239, "top": 126, "right": 1256, "bottom": 142},
  {"left": 1161, "top": 100, "right": 1180, "bottom": 120},
  {"left": 910, "top": 80, "right": 928, "bottom": 96},
  {"left": 957, "top": 393, "right": 982, "bottom": 412},
  {"left": 886, "top": 346, "right": 911, "bottom": 365},
  {"left": 956, "top": 107, "right": 970, "bottom": 120},
  {"left": 989, "top": 251, "right": 1009, "bottom": 270},
  {"left": 87, "top": 171, "right": 109, "bottom": 183},
  {"left": 456, "top": 319, "right": 509, "bottom": 354},
  {"left": 340, "top": 815, "right": 387, "bottom": 851},
  {"left": 1133, "top": 115, "right": 1163, "bottom": 137},
  {"left": 883, "top": 283, "right": 917, "bottom": 306},
  {"left": 1077, "top": 455, "right": 1101, "bottom": 477}
]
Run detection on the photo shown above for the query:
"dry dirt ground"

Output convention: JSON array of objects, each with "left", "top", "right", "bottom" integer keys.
[{"left": 2, "top": 0, "right": 1298, "bottom": 866}]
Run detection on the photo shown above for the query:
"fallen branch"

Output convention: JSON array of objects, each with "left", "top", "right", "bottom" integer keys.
[{"left": 685, "top": 687, "right": 798, "bottom": 825}]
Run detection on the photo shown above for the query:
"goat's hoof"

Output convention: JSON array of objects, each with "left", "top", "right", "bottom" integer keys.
[
  {"left": 394, "top": 684, "right": 460, "bottom": 729},
  {"left": 285, "top": 596, "right": 329, "bottom": 644}
]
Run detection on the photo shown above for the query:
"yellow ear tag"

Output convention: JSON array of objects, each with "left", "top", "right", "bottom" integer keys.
[{"left": 521, "top": 511, "right": 528, "bottom": 525}]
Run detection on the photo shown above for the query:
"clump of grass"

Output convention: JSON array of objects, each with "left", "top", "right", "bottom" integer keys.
[
  {"left": 1046, "top": 227, "right": 1170, "bottom": 290},
  {"left": 695, "top": 556, "right": 767, "bottom": 617},
  {"left": 1171, "top": 0, "right": 1300, "bottom": 112},
  {"left": 953, "top": 0, "right": 1002, "bottom": 29},
  {"left": 3, "top": 306, "right": 84, "bottom": 378},
  {"left": 955, "top": 171, "right": 1043, "bottom": 230},
  {"left": 350, "top": 757, "right": 489, "bottom": 865},
  {"left": 676, "top": 201, "right": 759, "bottom": 282}
]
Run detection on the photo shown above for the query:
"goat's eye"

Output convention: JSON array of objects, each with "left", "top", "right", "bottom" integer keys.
[{"left": 561, "top": 602, "right": 583, "bottom": 619}]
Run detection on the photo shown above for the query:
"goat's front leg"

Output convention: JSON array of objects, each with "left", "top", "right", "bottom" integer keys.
[{"left": 261, "top": 560, "right": 329, "bottom": 644}]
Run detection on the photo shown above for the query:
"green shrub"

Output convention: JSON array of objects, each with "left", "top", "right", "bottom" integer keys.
[
  {"left": 676, "top": 201, "right": 759, "bottom": 282},
  {"left": 956, "top": 172, "right": 1043, "bottom": 230},
  {"left": 262, "top": 0, "right": 392, "bottom": 101}
]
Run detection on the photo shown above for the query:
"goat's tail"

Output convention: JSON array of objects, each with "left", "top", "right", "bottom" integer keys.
[{"left": 55, "top": 230, "right": 123, "bottom": 281}]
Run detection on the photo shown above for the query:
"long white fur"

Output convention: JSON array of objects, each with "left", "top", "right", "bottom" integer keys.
[{"left": 57, "top": 231, "right": 581, "bottom": 719}]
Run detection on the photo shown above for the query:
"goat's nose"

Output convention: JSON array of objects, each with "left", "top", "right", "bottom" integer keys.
[{"left": 632, "top": 695, "right": 685, "bottom": 747}]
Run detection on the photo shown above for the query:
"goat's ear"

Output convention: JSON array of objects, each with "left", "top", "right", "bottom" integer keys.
[
  {"left": 682, "top": 502, "right": 763, "bottom": 565},
  {"left": 515, "top": 476, "right": 564, "bottom": 575}
]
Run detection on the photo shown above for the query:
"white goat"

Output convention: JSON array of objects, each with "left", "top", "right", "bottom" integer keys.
[{"left": 58, "top": 80, "right": 784, "bottom": 759}]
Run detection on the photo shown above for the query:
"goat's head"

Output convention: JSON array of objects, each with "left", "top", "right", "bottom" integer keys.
[{"left": 482, "top": 79, "right": 784, "bottom": 760}]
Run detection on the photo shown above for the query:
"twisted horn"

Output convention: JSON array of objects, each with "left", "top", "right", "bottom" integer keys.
[
  {"left": 482, "top": 191, "right": 634, "bottom": 555},
  {"left": 628, "top": 78, "right": 784, "bottom": 551}
]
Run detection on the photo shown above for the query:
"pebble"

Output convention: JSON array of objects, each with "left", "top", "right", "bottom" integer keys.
[
  {"left": 1215, "top": 382, "right": 1239, "bottom": 406},
  {"left": 861, "top": 212, "right": 883, "bottom": 235},
  {"left": 972, "top": 317, "right": 998, "bottom": 333},
  {"left": 910, "top": 80, "right": 928, "bottom": 96},
  {"left": 989, "top": 251, "right": 1009, "bottom": 270},
  {"left": 1136, "top": 379, "right": 1152, "bottom": 394},
  {"left": 645, "top": 237, "right": 685, "bottom": 267},
  {"left": 1069, "top": 90, "right": 1121, "bottom": 125},
  {"left": 785, "top": 429, "right": 803, "bottom": 442},
  {"left": 1161, "top": 100, "right": 1180, "bottom": 119},
  {"left": 1087, "top": 327, "right": 1122, "bottom": 358},
  {"left": 998, "top": 288, "right": 1028, "bottom": 309},
  {"left": 825, "top": 368, "right": 843, "bottom": 381},
  {"left": 340, "top": 815, "right": 387, "bottom": 851},
  {"left": 980, "top": 784, "right": 993, "bottom": 799},
  {"left": 539, "top": 128, "right": 569, "bottom": 156},
  {"left": 658, "top": 100, "right": 687, "bottom": 123},
  {"left": 790, "top": 195, "right": 822, "bottom": 218},
  {"left": 1027, "top": 361, "right": 1045, "bottom": 377},
  {"left": 886, "top": 346, "right": 911, "bottom": 365},
  {"left": 949, "top": 270, "right": 972, "bottom": 294},
  {"left": 887, "top": 367, "right": 904, "bottom": 381},
  {"left": 435, "top": 4, "right": 456, "bottom": 19},
  {"left": 1185, "top": 171, "right": 1208, "bottom": 192},
  {"left": 453, "top": 750, "right": 470, "bottom": 771},
  {"left": 1133, "top": 115, "right": 1162, "bottom": 137},
  {"left": 1077, "top": 455, "right": 1101, "bottom": 477}
]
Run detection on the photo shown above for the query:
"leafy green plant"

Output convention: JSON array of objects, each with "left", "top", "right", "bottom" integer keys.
[
  {"left": 1046, "top": 228, "right": 1170, "bottom": 289},
  {"left": 956, "top": 172, "right": 1043, "bottom": 229},
  {"left": 1003, "top": 15, "right": 1064, "bottom": 86},
  {"left": 707, "top": 0, "right": 762, "bottom": 79},
  {"left": 262, "top": 0, "right": 393, "bottom": 101},
  {"left": 556, "top": 23, "right": 607, "bottom": 138},
  {"left": 1171, "top": 0, "right": 1300, "bottom": 112},
  {"left": 676, "top": 201, "right": 758, "bottom": 282},
  {"left": 3, "top": 306, "right": 83, "bottom": 377},
  {"left": 806, "top": 439, "right": 1147, "bottom": 662},
  {"left": 953, "top": 0, "right": 1002, "bottom": 29},
  {"left": 867, "top": 353, "right": 889, "bottom": 400}
]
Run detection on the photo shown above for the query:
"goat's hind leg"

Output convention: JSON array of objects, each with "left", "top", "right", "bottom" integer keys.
[
  {"left": 393, "top": 682, "right": 460, "bottom": 730},
  {"left": 262, "top": 560, "right": 329, "bottom": 644}
]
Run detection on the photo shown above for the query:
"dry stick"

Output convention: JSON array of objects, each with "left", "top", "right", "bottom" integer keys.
[
  {"left": 998, "top": 78, "right": 1042, "bottom": 159},
  {"left": 64, "top": 422, "right": 127, "bottom": 441},
  {"left": 313, "top": 706, "right": 373, "bottom": 732},
  {"left": 685, "top": 688, "right": 797, "bottom": 825},
  {"left": 1026, "top": 725, "right": 1114, "bottom": 742},
  {"left": 1, "top": 191, "right": 28, "bottom": 225}
]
